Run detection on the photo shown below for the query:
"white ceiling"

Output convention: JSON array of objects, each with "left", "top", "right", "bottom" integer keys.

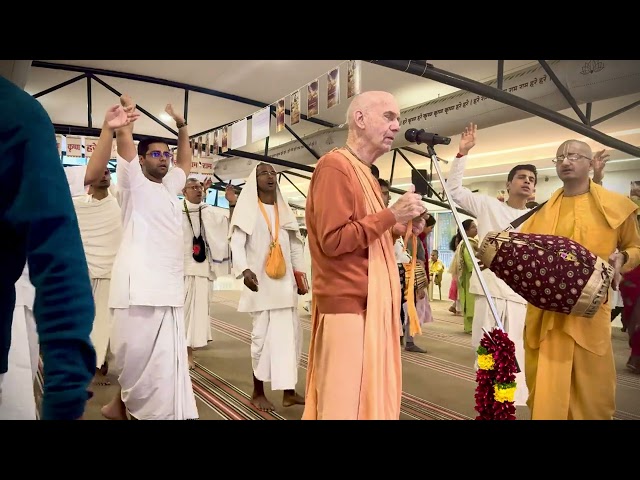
[{"left": 25, "top": 60, "right": 640, "bottom": 205}]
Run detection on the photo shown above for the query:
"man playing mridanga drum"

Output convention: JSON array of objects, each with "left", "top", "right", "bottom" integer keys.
[{"left": 519, "top": 139, "right": 640, "bottom": 420}]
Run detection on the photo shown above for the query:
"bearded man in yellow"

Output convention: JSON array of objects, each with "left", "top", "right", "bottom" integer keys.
[{"left": 520, "top": 140, "right": 640, "bottom": 419}]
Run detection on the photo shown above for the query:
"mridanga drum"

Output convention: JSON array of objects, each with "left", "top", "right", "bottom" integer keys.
[{"left": 477, "top": 230, "right": 614, "bottom": 319}]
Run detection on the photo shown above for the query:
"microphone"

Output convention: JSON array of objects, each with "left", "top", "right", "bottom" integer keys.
[{"left": 405, "top": 128, "right": 451, "bottom": 146}]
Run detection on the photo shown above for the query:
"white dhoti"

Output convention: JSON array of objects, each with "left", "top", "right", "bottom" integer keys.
[
  {"left": 110, "top": 305, "right": 198, "bottom": 420},
  {"left": 184, "top": 275, "right": 213, "bottom": 349},
  {"left": 0, "top": 306, "right": 39, "bottom": 420},
  {"left": 472, "top": 296, "right": 529, "bottom": 406},
  {"left": 91, "top": 278, "right": 113, "bottom": 368},
  {"left": 251, "top": 308, "right": 302, "bottom": 391}
]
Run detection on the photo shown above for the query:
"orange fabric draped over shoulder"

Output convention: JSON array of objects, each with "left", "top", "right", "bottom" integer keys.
[{"left": 302, "top": 148, "right": 402, "bottom": 420}]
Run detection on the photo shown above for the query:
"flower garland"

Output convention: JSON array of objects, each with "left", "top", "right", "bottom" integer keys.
[{"left": 474, "top": 328, "right": 518, "bottom": 420}]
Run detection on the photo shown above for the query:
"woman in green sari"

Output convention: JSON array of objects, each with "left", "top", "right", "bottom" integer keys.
[{"left": 452, "top": 219, "right": 478, "bottom": 334}]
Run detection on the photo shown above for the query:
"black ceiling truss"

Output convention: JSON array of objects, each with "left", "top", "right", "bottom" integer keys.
[
  {"left": 39, "top": 59, "right": 638, "bottom": 217},
  {"left": 29, "top": 60, "right": 486, "bottom": 216},
  {"left": 366, "top": 60, "right": 640, "bottom": 158},
  {"left": 537, "top": 60, "right": 589, "bottom": 125},
  {"left": 32, "top": 61, "right": 335, "bottom": 132},
  {"left": 591, "top": 98, "right": 640, "bottom": 127}
]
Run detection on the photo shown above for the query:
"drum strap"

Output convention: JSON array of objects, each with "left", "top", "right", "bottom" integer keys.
[{"left": 505, "top": 201, "right": 548, "bottom": 232}]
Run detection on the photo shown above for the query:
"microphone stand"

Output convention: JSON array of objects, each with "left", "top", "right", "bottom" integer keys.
[{"left": 422, "top": 142, "right": 520, "bottom": 371}]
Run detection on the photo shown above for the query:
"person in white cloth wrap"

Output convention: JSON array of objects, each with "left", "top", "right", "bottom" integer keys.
[
  {"left": 72, "top": 165, "right": 122, "bottom": 384},
  {"left": 181, "top": 176, "right": 230, "bottom": 369},
  {"left": 229, "top": 162, "right": 308, "bottom": 412},
  {"left": 101, "top": 97, "right": 198, "bottom": 420}
]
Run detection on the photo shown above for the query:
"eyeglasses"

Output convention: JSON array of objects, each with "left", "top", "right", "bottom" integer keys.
[
  {"left": 552, "top": 153, "right": 591, "bottom": 164},
  {"left": 186, "top": 185, "right": 204, "bottom": 192},
  {"left": 257, "top": 171, "right": 277, "bottom": 177},
  {"left": 146, "top": 150, "right": 174, "bottom": 160}
]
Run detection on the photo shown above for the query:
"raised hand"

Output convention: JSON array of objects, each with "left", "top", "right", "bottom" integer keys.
[
  {"left": 165, "top": 103, "right": 185, "bottom": 125},
  {"left": 225, "top": 184, "right": 238, "bottom": 204},
  {"left": 592, "top": 149, "right": 610, "bottom": 184},
  {"left": 202, "top": 177, "right": 213, "bottom": 191},
  {"left": 104, "top": 104, "right": 140, "bottom": 130},
  {"left": 458, "top": 122, "right": 477, "bottom": 156},
  {"left": 119, "top": 94, "right": 135, "bottom": 109}
]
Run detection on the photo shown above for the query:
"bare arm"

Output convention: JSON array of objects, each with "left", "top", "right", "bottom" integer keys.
[
  {"left": 591, "top": 149, "right": 609, "bottom": 185},
  {"left": 84, "top": 104, "right": 140, "bottom": 184},
  {"left": 115, "top": 95, "right": 138, "bottom": 162},
  {"left": 165, "top": 104, "right": 191, "bottom": 177},
  {"left": 447, "top": 123, "right": 489, "bottom": 216},
  {"left": 226, "top": 184, "right": 238, "bottom": 219}
]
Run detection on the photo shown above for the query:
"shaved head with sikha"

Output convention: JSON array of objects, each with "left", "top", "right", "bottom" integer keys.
[
  {"left": 555, "top": 139, "right": 594, "bottom": 188},
  {"left": 557, "top": 139, "right": 592, "bottom": 159}
]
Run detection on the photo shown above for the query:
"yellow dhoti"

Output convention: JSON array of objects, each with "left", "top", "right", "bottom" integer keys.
[
  {"left": 525, "top": 326, "right": 615, "bottom": 420},
  {"left": 520, "top": 180, "right": 640, "bottom": 420}
]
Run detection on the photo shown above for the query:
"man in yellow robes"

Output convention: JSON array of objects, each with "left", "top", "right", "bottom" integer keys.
[{"left": 520, "top": 140, "right": 640, "bottom": 420}]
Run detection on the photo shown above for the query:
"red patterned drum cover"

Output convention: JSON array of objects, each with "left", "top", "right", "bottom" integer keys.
[{"left": 477, "top": 231, "right": 614, "bottom": 319}]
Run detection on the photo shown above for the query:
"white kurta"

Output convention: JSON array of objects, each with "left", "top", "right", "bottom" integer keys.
[
  {"left": 109, "top": 160, "right": 185, "bottom": 308},
  {"left": 109, "top": 157, "right": 197, "bottom": 420},
  {"left": 448, "top": 154, "right": 529, "bottom": 406},
  {"left": 230, "top": 203, "right": 305, "bottom": 389},
  {"left": 182, "top": 200, "right": 229, "bottom": 348},
  {"left": 230, "top": 204, "right": 304, "bottom": 313}
]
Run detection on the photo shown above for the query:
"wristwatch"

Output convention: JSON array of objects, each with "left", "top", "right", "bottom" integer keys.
[{"left": 176, "top": 121, "right": 187, "bottom": 129}]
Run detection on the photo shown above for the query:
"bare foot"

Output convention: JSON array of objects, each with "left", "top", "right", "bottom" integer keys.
[
  {"left": 101, "top": 396, "right": 127, "bottom": 420},
  {"left": 282, "top": 391, "right": 305, "bottom": 407},
  {"left": 188, "top": 348, "right": 195, "bottom": 370},
  {"left": 251, "top": 394, "right": 275, "bottom": 412}
]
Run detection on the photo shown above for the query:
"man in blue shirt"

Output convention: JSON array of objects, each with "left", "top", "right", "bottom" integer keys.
[{"left": 0, "top": 72, "right": 137, "bottom": 419}]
